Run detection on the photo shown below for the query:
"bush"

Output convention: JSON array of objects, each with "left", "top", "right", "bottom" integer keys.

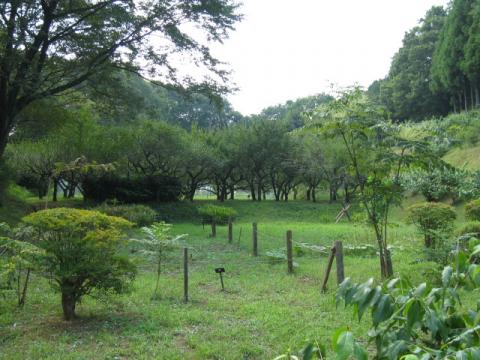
[
  {"left": 82, "top": 173, "right": 181, "bottom": 203},
  {"left": 95, "top": 203, "right": 157, "bottom": 226},
  {"left": 465, "top": 199, "right": 480, "bottom": 221},
  {"left": 457, "top": 221, "right": 480, "bottom": 237},
  {"left": 22, "top": 208, "right": 136, "bottom": 320},
  {"left": 197, "top": 204, "right": 237, "bottom": 225},
  {"left": 407, "top": 202, "right": 456, "bottom": 248}
]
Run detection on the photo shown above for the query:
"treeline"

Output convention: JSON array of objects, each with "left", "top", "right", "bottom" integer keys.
[
  {"left": 6, "top": 87, "right": 338, "bottom": 204},
  {"left": 370, "top": 0, "right": 480, "bottom": 121}
]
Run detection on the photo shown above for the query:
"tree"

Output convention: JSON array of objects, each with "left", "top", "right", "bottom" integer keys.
[
  {"left": 0, "top": 0, "right": 241, "bottom": 158},
  {"left": 307, "top": 88, "right": 423, "bottom": 278},
  {"left": 23, "top": 208, "right": 136, "bottom": 320},
  {"left": 381, "top": 6, "right": 450, "bottom": 121}
]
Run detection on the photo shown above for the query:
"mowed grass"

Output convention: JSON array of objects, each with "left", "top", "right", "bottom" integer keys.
[
  {"left": 0, "top": 198, "right": 455, "bottom": 359},
  {"left": 443, "top": 144, "right": 480, "bottom": 171}
]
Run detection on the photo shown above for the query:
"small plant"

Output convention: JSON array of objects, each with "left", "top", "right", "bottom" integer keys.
[
  {"left": 465, "top": 199, "right": 480, "bottom": 221},
  {"left": 22, "top": 208, "right": 136, "bottom": 320},
  {"left": 131, "top": 222, "right": 186, "bottom": 299},
  {"left": 95, "top": 203, "right": 158, "bottom": 226},
  {"left": 407, "top": 202, "right": 456, "bottom": 248}
]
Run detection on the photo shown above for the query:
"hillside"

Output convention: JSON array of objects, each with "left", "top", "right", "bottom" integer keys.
[{"left": 443, "top": 144, "right": 480, "bottom": 170}]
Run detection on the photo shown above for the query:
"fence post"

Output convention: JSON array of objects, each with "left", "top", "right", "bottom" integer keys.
[
  {"left": 228, "top": 218, "right": 233, "bottom": 243},
  {"left": 252, "top": 222, "right": 258, "bottom": 256},
  {"left": 286, "top": 230, "right": 293, "bottom": 274},
  {"left": 321, "top": 245, "right": 336, "bottom": 293},
  {"left": 211, "top": 220, "right": 217, "bottom": 238},
  {"left": 183, "top": 247, "right": 189, "bottom": 302},
  {"left": 334, "top": 241, "right": 344, "bottom": 285}
]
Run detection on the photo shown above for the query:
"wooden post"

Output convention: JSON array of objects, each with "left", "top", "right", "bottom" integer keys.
[
  {"left": 183, "top": 248, "right": 189, "bottom": 302},
  {"left": 228, "top": 218, "right": 233, "bottom": 243},
  {"left": 252, "top": 222, "right": 258, "bottom": 256},
  {"left": 286, "top": 230, "right": 293, "bottom": 274},
  {"left": 321, "top": 245, "right": 336, "bottom": 293},
  {"left": 335, "top": 241, "right": 344, "bottom": 285},
  {"left": 211, "top": 220, "right": 217, "bottom": 238}
]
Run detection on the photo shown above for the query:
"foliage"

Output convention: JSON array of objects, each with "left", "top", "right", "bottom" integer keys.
[
  {"left": 131, "top": 222, "right": 185, "bottom": 299},
  {"left": 457, "top": 221, "right": 480, "bottom": 237},
  {"left": 22, "top": 208, "right": 136, "bottom": 320},
  {"left": 82, "top": 173, "right": 182, "bottom": 203},
  {"left": 307, "top": 87, "right": 424, "bottom": 278},
  {"left": 197, "top": 204, "right": 237, "bottom": 225},
  {"left": 334, "top": 238, "right": 480, "bottom": 359},
  {"left": 0, "top": 224, "right": 42, "bottom": 306},
  {"left": 407, "top": 202, "right": 457, "bottom": 248},
  {"left": 465, "top": 199, "right": 480, "bottom": 221},
  {"left": 95, "top": 203, "right": 158, "bottom": 227}
]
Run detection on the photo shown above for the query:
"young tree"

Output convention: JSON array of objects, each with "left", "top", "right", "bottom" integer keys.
[
  {"left": 23, "top": 208, "right": 136, "bottom": 320},
  {"left": 307, "top": 88, "right": 423, "bottom": 278},
  {"left": 0, "top": 0, "right": 241, "bottom": 158}
]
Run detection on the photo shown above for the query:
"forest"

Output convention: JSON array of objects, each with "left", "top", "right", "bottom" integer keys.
[{"left": 2, "top": 1, "right": 480, "bottom": 359}]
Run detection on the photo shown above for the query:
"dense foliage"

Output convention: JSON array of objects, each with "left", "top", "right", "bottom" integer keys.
[
  {"left": 22, "top": 208, "right": 136, "bottom": 320},
  {"left": 466, "top": 199, "right": 480, "bottom": 221},
  {"left": 94, "top": 203, "right": 158, "bottom": 227}
]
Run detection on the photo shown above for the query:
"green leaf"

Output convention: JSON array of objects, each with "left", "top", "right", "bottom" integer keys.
[
  {"left": 406, "top": 299, "right": 425, "bottom": 329},
  {"left": 373, "top": 294, "right": 393, "bottom": 326},
  {"left": 334, "top": 331, "right": 355, "bottom": 360},
  {"left": 442, "top": 266, "right": 453, "bottom": 287}
]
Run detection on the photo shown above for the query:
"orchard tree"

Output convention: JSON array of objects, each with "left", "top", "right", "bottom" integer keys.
[{"left": 0, "top": 0, "right": 241, "bottom": 158}]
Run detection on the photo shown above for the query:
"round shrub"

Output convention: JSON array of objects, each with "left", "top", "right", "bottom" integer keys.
[
  {"left": 407, "top": 202, "right": 457, "bottom": 248},
  {"left": 197, "top": 204, "right": 237, "bottom": 225},
  {"left": 22, "top": 208, "right": 136, "bottom": 320},
  {"left": 95, "top": 203, "right": 157, "bottom": 226},
  {"left": 457, "top": 221, "right": 480, "bottom": 237},
  {"left": 465, "top": 199, "right": 480, "bottom": 221}
]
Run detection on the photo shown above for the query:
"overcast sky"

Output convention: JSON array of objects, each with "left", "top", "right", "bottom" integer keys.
[{"left": 210, "top": 0, "right": 449, "bottom": 115}]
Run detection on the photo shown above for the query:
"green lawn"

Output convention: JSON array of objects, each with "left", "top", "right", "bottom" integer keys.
[{"left": 0, "top": 198, "right": 470, "bottom": 359}]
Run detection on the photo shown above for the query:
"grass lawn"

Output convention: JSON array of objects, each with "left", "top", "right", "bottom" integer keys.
[{"left": 0, "top": 197, "right": 472, "bottom": 359}]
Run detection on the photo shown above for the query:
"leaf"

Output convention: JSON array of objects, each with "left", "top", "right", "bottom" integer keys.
[
  {"left": 334, "top": 331, "right": 355, "bottom": 360},
  {"left": 442, "top": 266, "right": 453, "bottom": 287},
  {"left": 406, "top": 299, "right": 425, "bottom": 329},
  {"left": 373, "top": 294, "right": 393, "bottom": 326}
]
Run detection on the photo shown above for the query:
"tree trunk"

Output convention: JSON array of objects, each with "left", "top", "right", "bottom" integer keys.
[
  {"left": 52, "top": 179, "right": 59, "bottom": 202},
  {"left": 250, "top": 184, "right": 256, "bottom": 201},
  {"left": 306, "top": 187, "right": 311, "bottom": 201},
  {"left": 312, "top": 188, "right": 316, "bottom": 203},
  {"left": 257, "top": 183, "right": 262, "bottom": 202},
  {"left": 0, "top": 110, "right": 11, "bottom": 160},
  {"left": 475, "top": 86, "right": 480, "bottom": 107},
  {"left": 61, "top": 292, "right": 76, "bottom": 321},
  {"left": 230, "top": 185, "right": 235, "bottom": 200}
]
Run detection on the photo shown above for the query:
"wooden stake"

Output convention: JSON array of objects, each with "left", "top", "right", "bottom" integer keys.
[
  {"left": 183, "top": 248, "right": 189, "bottom": 302},
  {"left": 321, "top": 245, "right": 336, "bottom": 293},
  {"left": 252, "top": 222, "right": 258, "bottom": 256},
  {"left": 286, "top": 230, "right": 293, "bottom": 274},
  {"left": 211, "top": 220, "right": 217, "bottom": 238},
  {"left": 335, "top": 241, "right": 344, "bottom": 285},
  {"left": 228, "top": 218, "right": 233, "bottom": 243}
]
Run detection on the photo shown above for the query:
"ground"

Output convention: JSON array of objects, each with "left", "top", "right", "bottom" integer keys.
[{"left": 0, "top": 195, "right": 472, "bottom": 359}]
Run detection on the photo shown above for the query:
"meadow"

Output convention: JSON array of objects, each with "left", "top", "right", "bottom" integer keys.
[{"left": 0, "top": 197, "right": 452, "bottom": 360}]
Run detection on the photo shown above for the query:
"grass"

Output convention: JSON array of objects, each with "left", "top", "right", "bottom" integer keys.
[{"left": 0, "top": 196, "right": 475, "bottom": 359}]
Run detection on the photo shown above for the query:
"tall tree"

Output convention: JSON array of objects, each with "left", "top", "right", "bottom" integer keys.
[{"left": 0, "top": 0, "right": 241, "bottom": 158}]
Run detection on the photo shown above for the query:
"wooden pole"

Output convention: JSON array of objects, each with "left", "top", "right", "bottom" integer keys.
[
  {"left": 252, "top": 222, "right": 258, "bottom": 256},
  {"left": 228, "top": 218, "right": 233, "bottom": 243},
  {"left": 183, "top": 248, "right": 189, "bottom": 302},
  {"left": 286, "top": 230, "right": 293, "bottom": 274},
  {"left": 211, "top": 220, "right": 217, "bottom": 238},
  {"left": 335, "top": 241, "right": 345, "bottom": 285},
  {"left": 321, "top": 245, "right": 336, "bottom": 293}
]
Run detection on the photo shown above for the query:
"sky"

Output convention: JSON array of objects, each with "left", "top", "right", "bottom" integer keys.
[{"left": 210, "top": 0, "right": 449, "bottom": 115}]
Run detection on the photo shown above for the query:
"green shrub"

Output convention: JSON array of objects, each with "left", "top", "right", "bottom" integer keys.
[
  {"left": 22, "top": 208, "right": 136, "bottom": 320},
  {"left": 407, "top": 202, "right": 456, "bottom": 248},
  {"left": 197, "top": 204, "right": 237, "bottom": 225},
  {"left": 95, "top": 203, "right": 157, "bottom": 226},
  {"left": 465, "top": 199, "right": 480, "bottom": 221},
  {"left": 457, "top": 221, "right": 480, "bottom": 237}
]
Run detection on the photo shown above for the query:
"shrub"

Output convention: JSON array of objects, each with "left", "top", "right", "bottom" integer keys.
[
  {"left": 457, "top": 221, "right": 480, "bottom": 237},
  {"left": 22, "top": 208, "right": 136, "bottom": 320},
  {"left": 465, "top": 199, "right": 480, "bottom": 221},
  {"left": 95, "top": 203, "right": 157, "bottom": 226},
  {"left": 197, "top": 204, "right": 237, "bottom": 225},
  {"left": 82, "top": 173, "right": 181, "bottom": 203},
  {"left": 407, "top": 202, "right": 456, "bottom": 248}
]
